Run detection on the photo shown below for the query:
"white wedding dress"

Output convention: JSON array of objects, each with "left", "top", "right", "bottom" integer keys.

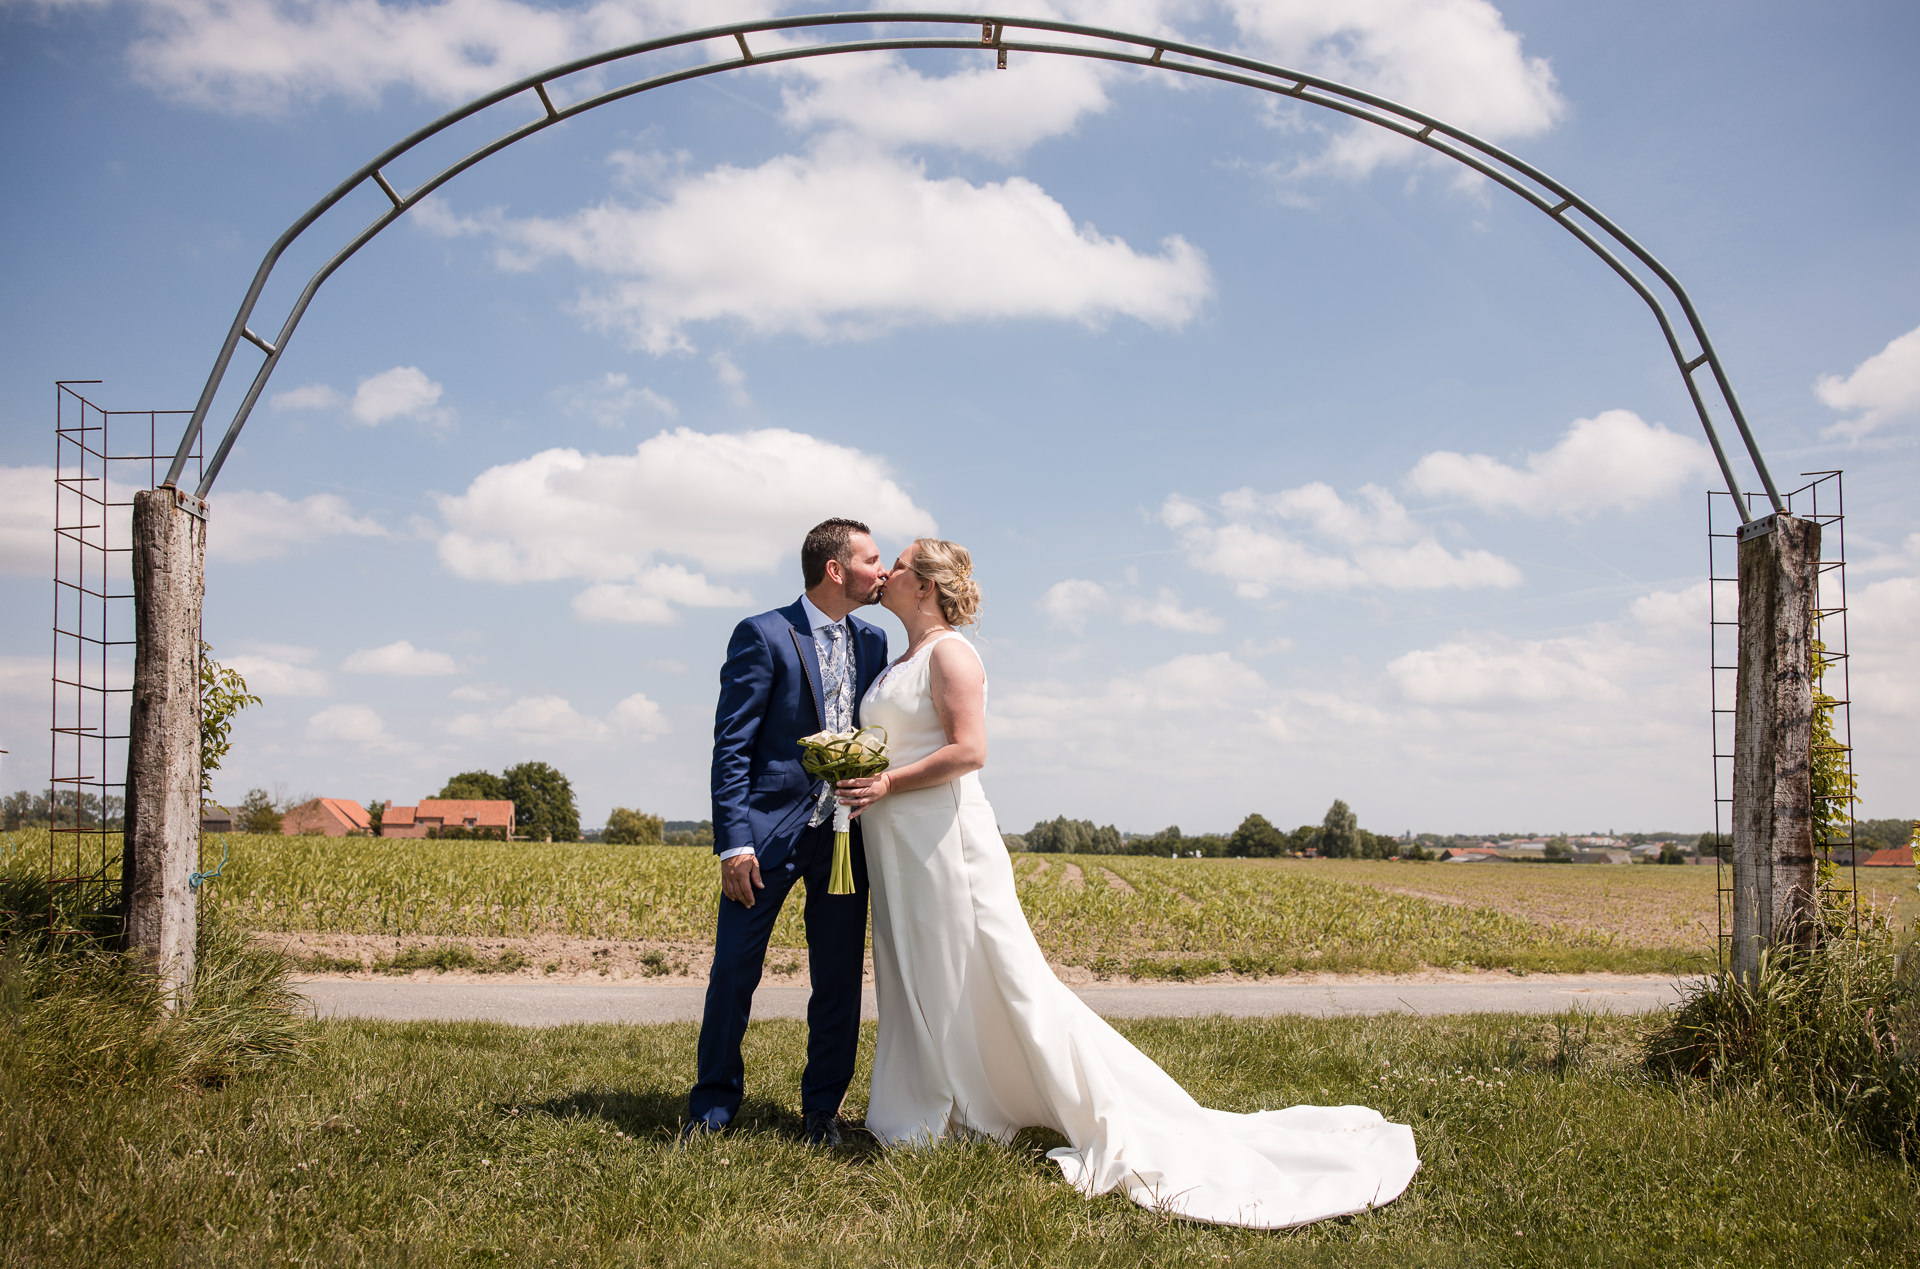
[{"left": 856, "top": 631, "right": 1419, "bottom": 1229}]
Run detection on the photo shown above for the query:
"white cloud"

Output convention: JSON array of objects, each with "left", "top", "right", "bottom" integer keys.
[
  {"left": 417, "top": 145, "right": 1211, "bottom": 354},
  {"left": 449, "top": 682, "right": 509, "bottom": 702},
  {"left": 995, "top": 651, "right": 1272, "bottom": 752},
  {"left": 446, "top": 690, "right": 670, "bottom": 743},
  {"left": 709, "top": 351, "right": 750, "bottom": 406},
  {"left": 1162, "top": 482, "right": 1520, "bottom": 597},
  {"left": 270, "top": 383, "right": 344, "bottom": 412},
  {"left": 572, "top": 566, "right": 750, "bottom": 625},
  {"left": 108, "top": 1, "right": 1560, "bottom": 184},
  {"left": 1122, "top": 588, "right": 1223, "bottom": 633},
  {"left": 557, "top": 371, "right": 676, "bottom": 429},
  {"left": 1225, "top": 0, "right": 1565, "bottom": 178},
  {"left": 121, "top": 0, "right": 769, "bottom": 112},
  {"left": 609, "top": 690, "right": 671, "bottom": 737},
  {"left": 226, "top": 644, "right": 332, "bottom": 697},
  {"left": 1038, "top": 579, "right": 1113, "bottom": 635},
  {"left": 434, "top": 426, "right": 936, "bottom": 620},
  {"left": 776, "top": 47, "right": 1118, "bottom": 162},
  {"left": 0, "top": 656, "right": 49, "bottom": 774},
  {"left": 1386, "top": 582, "right": 1705, "bottom": 709},
  {"left": 351, "top": 366, "right": 450, "bottom": 426},
  {"left": 0, "top": 465, "right": 54, "bottom": 576},
  {"left": 306, "top": 703, "right": 412, "bottom": 751},
  {"left": 1816, "top": 322, "right": 1920, "bottom": 442},
  {"left": 341, "top": 640, "right": 458, "bottom": 676},
  {"left": 1405, "top": 409, "right": 1721, "bottom": 518},
  {"left": 209, "top": 490, "right": 388, "bottom": 562}
]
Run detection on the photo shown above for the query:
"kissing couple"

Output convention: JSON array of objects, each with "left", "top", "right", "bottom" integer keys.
[{"left": 684, "top": 518, "right": 1419, "bottom": 1229}]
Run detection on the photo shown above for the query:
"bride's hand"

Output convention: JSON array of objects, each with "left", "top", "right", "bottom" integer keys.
[{"left": 837, "top": 772, "right": 891, "bottom": 817}]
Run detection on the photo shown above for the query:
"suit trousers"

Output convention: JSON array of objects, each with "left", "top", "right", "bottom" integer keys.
[{"left": 688, "top": 821, "right": 869, "bottom": 1126}]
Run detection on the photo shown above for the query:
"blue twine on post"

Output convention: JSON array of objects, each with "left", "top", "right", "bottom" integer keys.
[{"left": 190, "top": 836, "right": 229, "bottom": 890}]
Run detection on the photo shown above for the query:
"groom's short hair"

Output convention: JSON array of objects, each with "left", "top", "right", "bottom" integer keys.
[{"left": 802, "top": 518, "right": 872, "bottom": 588}]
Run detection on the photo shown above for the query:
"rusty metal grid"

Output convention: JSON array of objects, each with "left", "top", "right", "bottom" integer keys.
[
  {"left": 1708, "top": 471, "right": 1853, "bottom": 969},
  {"left": 46, "top": 382, "right": 199, "bottom": 935}
]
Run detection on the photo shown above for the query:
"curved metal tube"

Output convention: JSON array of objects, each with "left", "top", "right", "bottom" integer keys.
[{"left": 165, "top": 11, "right": 1783, "bottom": 520}]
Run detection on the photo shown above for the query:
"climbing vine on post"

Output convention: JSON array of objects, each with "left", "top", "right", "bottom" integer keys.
[
  {"left": 199, "top": 642, "right": 260, "bottom": 808},
  {"left": 1809, "top": 636, "right": 1858, "bottom": 941}
]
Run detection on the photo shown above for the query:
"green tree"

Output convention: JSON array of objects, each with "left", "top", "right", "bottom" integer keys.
[
  {"left": 237, "top": 788, "right": 281, "bottom": 835},
  {"left": 366, "top": 799, "right": 386, "bottom": 837},
  {"left": 1318, "top": 799, "right": 1361, "bottom": 858},
  {"left": 2, "top": 790, "right": 40, "bottom": 830},
  {"left": 1658, "top": 841, "right": 1689, "bottom": 865},
  {"left": 1229, "top": 813, "right": 1286, "bottom": 858},
  {"left": 1544, "top": 836, "right": 1573, "bottom": 862},
  {"left": 605, "top": 807, "right": 664, "bottom": 845},
  {"left": 1023, "top": 816, "right": 1124, "bottom": 854},
  {"left": 200, "top": 642, "right": 261, "bottom": 808},
  {"left": 438, "top": 770, "right": 510, "bottom": 802},
  {"left": 504, "top": 761, "right": 579, "bottom": 842}
]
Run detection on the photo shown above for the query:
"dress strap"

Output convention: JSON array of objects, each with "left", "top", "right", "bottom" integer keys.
[{"left": 924, "top": 629, "right": 981, "bottom": 663}]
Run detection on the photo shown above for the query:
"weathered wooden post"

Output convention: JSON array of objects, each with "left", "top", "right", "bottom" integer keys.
[
  {"left": 123, "top": 488, "right": 205, "bottom": 1005},
  {"left": 1730, "top": 513, "right": 1820, "bottom": 985}
]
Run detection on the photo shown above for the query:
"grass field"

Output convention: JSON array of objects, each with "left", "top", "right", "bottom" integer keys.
[
  {"left": 7, "top": 830, "right": 1913, "bottom": 978},
  {"left": 5, "top": 1010, "right": 1915, "bottom": 1267}
]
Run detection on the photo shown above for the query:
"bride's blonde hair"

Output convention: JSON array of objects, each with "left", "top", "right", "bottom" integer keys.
[{"left": 909, "top": 538, "right": 981, "bottom": 627}]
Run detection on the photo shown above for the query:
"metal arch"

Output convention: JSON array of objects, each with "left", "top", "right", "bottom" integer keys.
[{"left": 163, "top": 10, "right": 1785, "bottom": 522}]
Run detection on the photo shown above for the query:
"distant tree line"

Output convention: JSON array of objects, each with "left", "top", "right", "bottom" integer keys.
[
  {"left": 1007, "top": 799, "right": 1416, "bottom": 859},
  {"left": 1, "top": 789, "right": 126, "bottom": 831}
]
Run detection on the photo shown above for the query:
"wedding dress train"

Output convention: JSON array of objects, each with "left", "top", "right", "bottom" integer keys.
[{"left": 856, "top": 631, "right": 1419, "bottom": 1229}]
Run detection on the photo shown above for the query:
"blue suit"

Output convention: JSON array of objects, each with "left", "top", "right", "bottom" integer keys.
[{"left": 689, "top": 598, "right": 889, "bottom": 1128}]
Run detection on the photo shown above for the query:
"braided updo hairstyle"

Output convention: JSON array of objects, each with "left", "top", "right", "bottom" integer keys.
[{"left": 909, "top": 538, "right": 981, "bottom": 628}]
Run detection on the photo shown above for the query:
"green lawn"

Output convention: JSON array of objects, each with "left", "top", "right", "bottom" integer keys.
[{"left": 5, "top": 1011, "right": 1915, "bottom": 1267}]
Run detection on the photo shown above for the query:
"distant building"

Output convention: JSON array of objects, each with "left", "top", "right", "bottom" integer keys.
[
  {"left": 382, "top": 798, "right": 514, "bottom": 839},
  {"left": 281, "top": 798, "right": 371, "bottom": 837},
  {"left": 1440, "top": 848, "right": 1507, "bottom": 863},
  {"left": 1574, "top": 849, "right": 1634, "bottom": 865},
  {"left": 200, "top": 804, "right": 235, "bottom": 834},
  {"left": 1861, "top": 846, "right": 1916, "bottom": 868}
]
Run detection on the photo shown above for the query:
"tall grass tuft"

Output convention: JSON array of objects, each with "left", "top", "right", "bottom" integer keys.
[
  {"left": 1643, "top": 902, "right": 1920, "bottom": 1160},
  {"left": 1, "top": 858, "right": 311, "bottom": 1091}
]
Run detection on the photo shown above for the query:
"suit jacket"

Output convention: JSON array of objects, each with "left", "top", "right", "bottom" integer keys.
[{"left": 710, "top": 598, "right": 890, "bottom": 870}]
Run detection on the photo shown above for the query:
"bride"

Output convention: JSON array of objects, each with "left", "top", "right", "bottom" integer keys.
[{"left": 833, "top": 537, "right": 1420, "bottom": 1230}]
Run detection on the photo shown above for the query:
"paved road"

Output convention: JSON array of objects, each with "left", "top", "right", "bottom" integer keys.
[{"left": 297, "top": 975, "right": 1693, "bottom": 1027}]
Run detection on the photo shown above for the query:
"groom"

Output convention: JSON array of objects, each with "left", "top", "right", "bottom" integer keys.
[{"left": 685, "top": 517, "right": 891, "bottom": 1145}]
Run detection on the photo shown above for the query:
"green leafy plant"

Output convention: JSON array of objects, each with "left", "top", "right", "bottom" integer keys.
[{"left": 199, "top": 642, "right": 260, "bottom": 808}]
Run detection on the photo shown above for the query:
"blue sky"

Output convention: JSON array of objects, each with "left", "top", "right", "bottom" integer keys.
[{"left": 2, "top": 1, "right": 1915, "bottom": 836}]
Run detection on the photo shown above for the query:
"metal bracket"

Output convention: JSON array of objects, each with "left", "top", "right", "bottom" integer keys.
[
  {"left": 170, "top": 487, "right": 209, "bottom": 521},
  {"left": 1736, "top": 513, "right": 1780, "bottom": 542}
]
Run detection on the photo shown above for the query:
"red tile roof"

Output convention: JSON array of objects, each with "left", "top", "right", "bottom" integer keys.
[
  {"left": 414, "top": 798, "right": 514, "bottom": 829},
  {"left": 1861, "top": 846, "right": 1915, "bottom": 867}
]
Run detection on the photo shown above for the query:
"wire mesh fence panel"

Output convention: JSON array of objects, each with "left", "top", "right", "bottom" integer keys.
[
  {"left": 1708, "top": 471, "right": 1853, "bottom": 969},
  {"left": 43, "top": 382, "right": 197, "bottom": 935}
]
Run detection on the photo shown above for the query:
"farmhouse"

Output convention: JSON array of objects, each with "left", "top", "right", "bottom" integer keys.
[
  {"left": 1860, "top": 845, "right": 1916, "bottom": 868},
  {"left": 1440, "top": 848, "right": 1507, "bottom": 863},
  {"left": 281, "top": 797, "right": 370, "bottom": 836},
  {"left": 381, "top": 798, "right": 514, "bottom": 840}
]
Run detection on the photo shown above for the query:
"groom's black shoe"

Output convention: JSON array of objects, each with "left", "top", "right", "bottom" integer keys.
[{"left": 802, "top": 1112, "right": 843, "bottom": 1148}]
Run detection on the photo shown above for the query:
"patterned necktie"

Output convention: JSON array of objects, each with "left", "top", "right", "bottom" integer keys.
[{"left": 810, "top": 621, "right": 852, "bottom": 826}]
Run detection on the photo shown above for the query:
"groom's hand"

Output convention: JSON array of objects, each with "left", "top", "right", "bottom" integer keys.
[{"left": 721, "top": 853, "right": 764, "bottom": 907}]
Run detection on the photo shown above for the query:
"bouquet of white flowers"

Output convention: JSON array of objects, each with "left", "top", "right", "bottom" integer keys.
[{"left": 797, "top": 725, "right": 890, "bottom": 894}]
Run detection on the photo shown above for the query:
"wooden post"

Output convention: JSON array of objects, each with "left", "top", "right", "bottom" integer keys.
[
  {"left": 1731, "top": 513, "right": 1820, "bottom": 985},
  {"left": 123, "top": 488, "right": 205, "bottom": 1005}
]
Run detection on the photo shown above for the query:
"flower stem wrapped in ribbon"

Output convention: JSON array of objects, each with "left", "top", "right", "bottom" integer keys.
[{"left": 797, "top": 725, "right": 890, "bottom": 895}]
